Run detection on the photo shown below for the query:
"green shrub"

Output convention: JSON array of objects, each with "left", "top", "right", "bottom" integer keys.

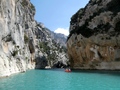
[
  {"left": 39, "top": 42, "right": 50, "bottom": 53},
  {"left": 31, "top": 3, "right": 35, "bottom": 11},
  {"left": 24, "top": 34, "right": 29, "bottom": 43},
  {"left": 12, "top": 50, "right": 18, "bottom": 56},
  {"left": 21, "top": 0, "right": 28, "bottom": 7},
  {"left": 47, "top": 52, "right": 56, "bottom": 61}
]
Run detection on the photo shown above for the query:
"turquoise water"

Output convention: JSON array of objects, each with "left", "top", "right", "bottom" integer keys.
[{"left": 0, "top": 69, "right": 120, "bottom": 90}]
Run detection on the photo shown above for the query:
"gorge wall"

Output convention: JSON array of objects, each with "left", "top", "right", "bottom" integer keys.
[
  {"left": 67, "top": 0, "right": 120, "bottom": 70},
  {"left": 0, "top": 0, "right": 68, "bottom": 77},
  {"left": 0, "top": 0, "right": 36, "bottom": 77}
]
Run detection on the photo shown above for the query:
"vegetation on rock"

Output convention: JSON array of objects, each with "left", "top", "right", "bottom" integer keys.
[
  {"left": 24, "top": 34, "right": 29, "bottom": 43},
  {"left": 67, "top": 0, "right": 120, "bottom": 70}
]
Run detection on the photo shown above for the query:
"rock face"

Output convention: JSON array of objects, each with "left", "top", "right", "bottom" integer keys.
[
  {"left": 50, "top": 31, "right": 67, "bottom": 47},
  {"left": 67, "top": 0, "right": 120, "bottom": 70},
  {"left": 0, "top": 0, "right": 36, "bottom": 77},
  {"left": 0, "top": 0, "right": 68, "bottom": 77},
  {"left": 34, "top": 23, "right": 68, "bottom": 69}
]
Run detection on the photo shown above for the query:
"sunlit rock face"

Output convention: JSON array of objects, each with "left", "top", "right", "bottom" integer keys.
[
  {"left": 0, "top": 0, "right": 68, "bottom": 77},
  {"left": 0, "top": 0, "right": 36, "bottom": 77},
  {"left": 67, "top": 0, "right": 120, "bottom": 70}
]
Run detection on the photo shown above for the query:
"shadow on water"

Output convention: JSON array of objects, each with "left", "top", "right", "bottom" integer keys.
[
  {"left": 35, "top": 68, "right": 65, "bottom": 72},
  {"left": 35, "top": 68, "right": 120, "bottom": 77},
  {"left": 72, "top": 69, "right": 120, "bottom": 77}
]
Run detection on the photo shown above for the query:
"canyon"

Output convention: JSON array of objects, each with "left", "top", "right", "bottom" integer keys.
[{"left": 0, "top": 0, "right": 68, "bottom": 77}]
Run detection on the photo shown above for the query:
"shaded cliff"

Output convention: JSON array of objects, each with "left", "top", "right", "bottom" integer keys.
[
  {"left": 67, "top": 0, "right": 120, "bottom": 70},
  {"left": 0, "top": 0, "right": 68, "bottom": 77}
]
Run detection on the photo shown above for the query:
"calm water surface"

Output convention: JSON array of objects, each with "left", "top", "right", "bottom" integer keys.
[{"left": 0, "top": 69, "right": 120, "bottom": 90}]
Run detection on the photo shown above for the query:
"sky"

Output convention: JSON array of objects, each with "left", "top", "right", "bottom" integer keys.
[{"left": 30, "top": 0, "right": 89, "bottom": 36}]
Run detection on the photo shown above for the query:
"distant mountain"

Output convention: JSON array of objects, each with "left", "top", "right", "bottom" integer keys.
[
  {"left": 45, "top": 28, "right": 67, "bottom": 47},
  {"left": 50, "top": 32, "right": 67, "bottom": 47}
]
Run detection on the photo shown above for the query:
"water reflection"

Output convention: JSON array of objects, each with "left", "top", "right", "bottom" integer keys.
[{"left": 72, "top": 69, "right": 120, "bottom": 77}]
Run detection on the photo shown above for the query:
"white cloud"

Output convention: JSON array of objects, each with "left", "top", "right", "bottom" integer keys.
[{"left": 54, "top": 27, "right": 69, "bottom": 36}]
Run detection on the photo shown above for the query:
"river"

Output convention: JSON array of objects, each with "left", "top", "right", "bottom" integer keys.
[{"left": 0, "top": 69, "right": 120, "bottom": 90}]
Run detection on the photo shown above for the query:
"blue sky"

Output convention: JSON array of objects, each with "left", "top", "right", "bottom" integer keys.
[{"left": 30, "top": 0, "right": 89, "bottom": 35}]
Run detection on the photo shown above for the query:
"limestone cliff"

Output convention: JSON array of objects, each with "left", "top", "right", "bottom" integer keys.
[
  {"left": 34, "top": 23, "right": 68, "bottom": 69},
  {"left": 0, "top": 0, "right": 36, "bottom": 77},
  {"left": 67, "top": 0, "right": 120, "bottom": 70},
  {"left": 0, "top": 0, "right": 68, "bottom": 77}
]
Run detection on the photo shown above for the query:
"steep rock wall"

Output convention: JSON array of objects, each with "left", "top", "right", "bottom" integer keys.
[
  {"left": 67, "top": 0, "right": 120, "bottom": 70},
  {"left": 34, "top": 23, "right": 68, "bottom": 69},
  {"left": 0, "top": 0, "right": 68, "bottom": 77},
  {"left": 0, "top": 0, "right": 36, "bottom": 77}
]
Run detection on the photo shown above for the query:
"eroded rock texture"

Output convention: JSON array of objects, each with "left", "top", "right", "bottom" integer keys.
[
  {"left": 0, "top": 0, "right": 68, "bottom": 77},
  {"left": 0, "top": 0, "right": 36, "bottom": 77},
  {"left": 67, "top": 0, "right": 120, "bottom": 70}
]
